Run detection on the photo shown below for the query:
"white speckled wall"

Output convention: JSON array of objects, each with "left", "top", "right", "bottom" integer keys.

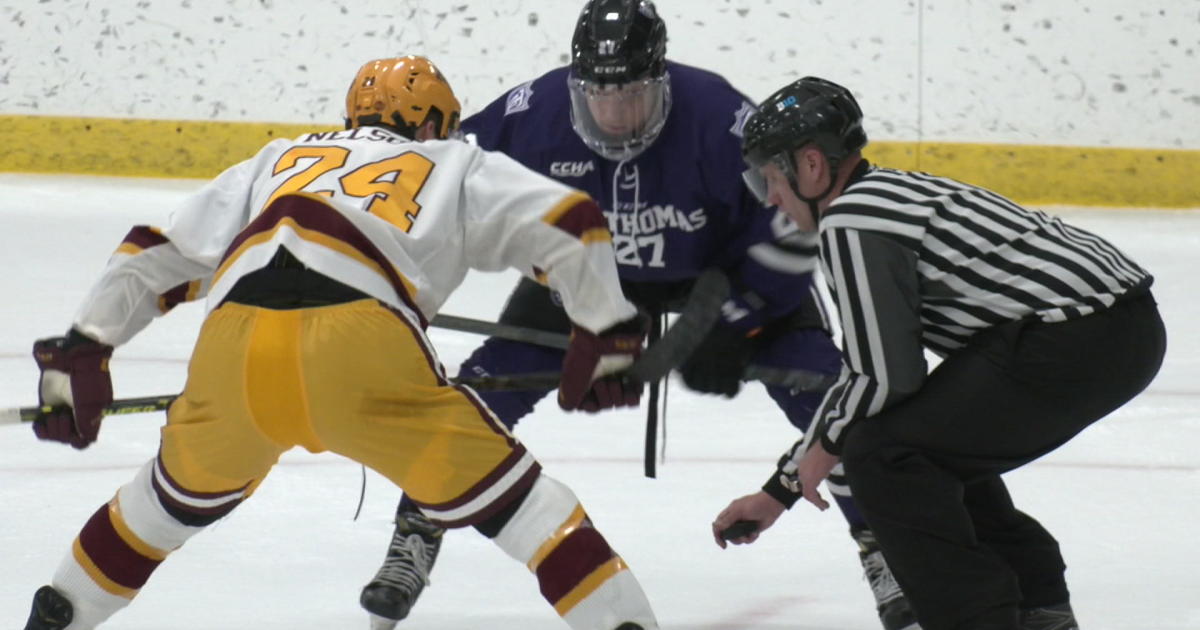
[{"left": 1, "top": 0, "right": 1197, "bottom": 148}]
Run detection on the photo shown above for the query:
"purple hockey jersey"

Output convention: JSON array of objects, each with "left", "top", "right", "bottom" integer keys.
[{"left": 462, "top": 61, "right": 813, "bottom": 320}]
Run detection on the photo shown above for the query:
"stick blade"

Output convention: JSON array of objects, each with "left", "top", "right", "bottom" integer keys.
[{"left": 628, "top": 268, "right": 729, "bottom": 382}]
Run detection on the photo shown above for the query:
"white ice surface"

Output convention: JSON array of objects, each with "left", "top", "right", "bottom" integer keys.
[{"left": 0, "top": 174, "right": 1197, "bottom": 629}]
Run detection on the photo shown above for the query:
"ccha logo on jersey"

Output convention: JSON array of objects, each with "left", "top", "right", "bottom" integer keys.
[
  {"left": 551, "top": 161, "right": 596, "bottom": 178},
  {"left": 505, "top": 81, "right": 535, "bottom": 116},
  {"left": 550, "top": 160, "right": 596, "bottom": 177}
]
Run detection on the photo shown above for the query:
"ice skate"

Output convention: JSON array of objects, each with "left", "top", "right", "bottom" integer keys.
[
  {"left": 25, "top": 585, "right": 73, "bottom": 630},
  {"left": 852, "top": 528, "right": 921, "bottom": 630},
  {"left": 1020, "top": 603, "right": 1079, "bottom": 630},
  {"left": 360, "top": 510, "right": 444, "bottom": 629}
]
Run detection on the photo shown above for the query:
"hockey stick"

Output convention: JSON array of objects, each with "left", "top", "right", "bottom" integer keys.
[
  {"left": 0, "top": 373, "right": 564, "bottom": 427},
  {"left": 1, "top": 278, "right": 729, "bottom": 429},
  {"left": 440, "top": 278, "right": 836, "bottom": 480},
  {"left": 431, "top": 314, "right": 569, "bottom": 350},
  {"left": 644, "top": 314, "right": 665, "bottom": 478},
  {"left": 637, "top": 268, "right": 726, "bottom": 477},
  {"left": 744, "top": 365, "right": 839, "bottom": 392},
  {"left": 439, "top": 313, "right": 840, "bottom": 391},
  {"left": 6, "top": 271, "right": 834, "bottom": 424},
  {"left": 435, "top": 279, "right": 840, "bottom": 389},
  {"left": 433, "top": 268, "right": 730, "bottom": 384},
  {"left": 1, "top": 395, "right": 177, "bottom": 426},
  {"left": 628, "top": 268, "right": 729, "bottom": 383},
  {"left": 436, "top": 270, "right": 728, "bottom": 479}
]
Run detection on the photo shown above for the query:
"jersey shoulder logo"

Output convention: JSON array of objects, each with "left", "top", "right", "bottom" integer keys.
[
  {"left": 504, "top": 81, "right": 535, "bottom": 116},
  {"left": 730, "top": 100, "right": 756, "bottom": 138},
  {"left": 550, "top": 160, "right": 595, "bottom": 177}
]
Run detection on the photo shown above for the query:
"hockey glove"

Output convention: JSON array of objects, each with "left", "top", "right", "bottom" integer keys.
[
  {"left": 558, "top": 316, "right": 647, "bottom": 412},
  {"left": 679, "top": 293, "right": 764, "bottom": 397},
  {"left": 32, "top": 330, "right": 114, "bottom": 449}
]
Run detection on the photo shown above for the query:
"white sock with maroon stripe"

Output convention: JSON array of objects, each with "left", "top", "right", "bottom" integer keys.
[
  {"left": 45, "top": 459, "right": 208, "bottom": 629},
  {"left": 50, "top": 558, "right": 131, "bottom": 630},
  {"left": 492, "top": 474, "right": 658, "bottom": 630}
]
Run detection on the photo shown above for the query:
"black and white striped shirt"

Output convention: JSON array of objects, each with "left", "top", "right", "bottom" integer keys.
[{"left": 808, "top": 161, "right": 1151, "bottom": 453}]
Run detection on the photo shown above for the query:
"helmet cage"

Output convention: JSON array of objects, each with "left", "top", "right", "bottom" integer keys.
[{"left": 568, "top": 73, "right": 672, "bottom": 162}]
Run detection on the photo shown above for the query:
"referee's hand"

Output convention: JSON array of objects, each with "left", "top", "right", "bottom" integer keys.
[
  {"left": 798, "top": 442, "right": 839, "bottom": 511},
  {"left": 712, "top": 491, "right": 784, "bottom": 549}
]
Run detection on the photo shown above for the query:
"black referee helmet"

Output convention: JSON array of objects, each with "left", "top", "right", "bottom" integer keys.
[{"left": 741, "top": 77, "right": 867, "bottom": 203}]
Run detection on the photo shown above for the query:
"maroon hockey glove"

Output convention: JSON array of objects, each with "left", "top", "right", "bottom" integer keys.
[
  {"left": 32, "top": 330, "right": 114, "bottom": 449},
  {"left": 558, "top": 316, "right": 647, "bottom": 412}
]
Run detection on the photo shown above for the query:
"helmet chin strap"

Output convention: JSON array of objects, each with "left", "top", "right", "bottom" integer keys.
[{"left": 780, "top": 153, "right": 840, "bottom": 227}]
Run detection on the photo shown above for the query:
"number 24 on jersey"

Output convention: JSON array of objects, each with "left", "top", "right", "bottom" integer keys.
[{"left": 265, "top": 145, "right": 435, "bottom": 233}]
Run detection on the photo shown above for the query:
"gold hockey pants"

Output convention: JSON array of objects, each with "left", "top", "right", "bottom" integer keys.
[{"left": 158, "top": 298, "right": 538, "bottom": 526}]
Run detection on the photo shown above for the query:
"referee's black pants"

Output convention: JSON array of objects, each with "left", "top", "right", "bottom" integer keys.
[{"left": 840, "top": 291, "right": 1166, "bottom": 630}]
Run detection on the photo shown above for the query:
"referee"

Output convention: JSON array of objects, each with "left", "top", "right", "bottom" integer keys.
[{"left": 712, "top": 77, "right": 1166, "bottom": 630}]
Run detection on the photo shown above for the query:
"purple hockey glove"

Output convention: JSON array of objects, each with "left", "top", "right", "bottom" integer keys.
[
  {"left": 680, "top": 293, "right": 764, "bottom": 397},
  {"left": 558, "top": 316, "right": 647, "bottom": 412},
  {"left": 32, "top": 330, "right": 114, "bottom": 449}
]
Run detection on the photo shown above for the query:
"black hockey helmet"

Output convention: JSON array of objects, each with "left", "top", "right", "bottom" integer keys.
[
  {"left": 570, "top": 0, "right": 667, "bottom": 85},
  {"left": 742, "top": 77, "right": 867, "bottom": 175},
  {"left": 567, "top": 0, "right": 671, "bottom": 161}
]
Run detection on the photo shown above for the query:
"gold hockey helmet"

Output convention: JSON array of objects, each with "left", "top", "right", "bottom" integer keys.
[{"left": 344, "top": 56, "right": 461, "bottom": 139}]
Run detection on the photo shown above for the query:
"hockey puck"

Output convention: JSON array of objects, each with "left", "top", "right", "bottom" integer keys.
[{"left": 719, "top": 520, "right": 759, "bottom": 540}]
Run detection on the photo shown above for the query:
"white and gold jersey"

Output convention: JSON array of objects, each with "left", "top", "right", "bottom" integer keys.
[{"left": 72, "top": 127, "right": 636, "bottom": 345}]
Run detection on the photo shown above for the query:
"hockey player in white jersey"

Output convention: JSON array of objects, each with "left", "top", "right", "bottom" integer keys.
[{"left": 23, "top": 55, "right": 657, "bottom": 630}]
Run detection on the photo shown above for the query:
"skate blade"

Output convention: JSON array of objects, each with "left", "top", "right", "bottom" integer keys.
[{"left": 369, "top": 613, "right": 400, "bottom": 630}]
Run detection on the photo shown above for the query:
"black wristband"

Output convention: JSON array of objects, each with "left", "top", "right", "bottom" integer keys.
[{"left": 761, "top": 469, "right": 801, "bottom": 510}]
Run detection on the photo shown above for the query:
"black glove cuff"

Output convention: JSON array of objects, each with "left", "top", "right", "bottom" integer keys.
[
  {"left": 63, "top": 328, "right": 102, "bottom": 350},
  {"left": 599, "top": 312, "right": 650, "bottom": 336}
]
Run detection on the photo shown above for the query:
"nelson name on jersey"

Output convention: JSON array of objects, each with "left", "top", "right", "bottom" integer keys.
[{"left": 302, "top": 127, "right": 409, "bottom": 144}]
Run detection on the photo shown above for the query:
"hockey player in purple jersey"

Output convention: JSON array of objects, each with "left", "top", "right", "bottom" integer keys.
[{"left": 360, "top": 2, "right": 915, "bottom": 630}]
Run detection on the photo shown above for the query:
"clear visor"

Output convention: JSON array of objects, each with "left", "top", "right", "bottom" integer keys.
[
  {"left": 568, "top": 74, "right": 671, "bottom": 161},
  {"left": 742, "top": 167, "right": 769, "bottom": 203},
  {"left": 741, "top": 153, "right": 793, "bottom": 204}
]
